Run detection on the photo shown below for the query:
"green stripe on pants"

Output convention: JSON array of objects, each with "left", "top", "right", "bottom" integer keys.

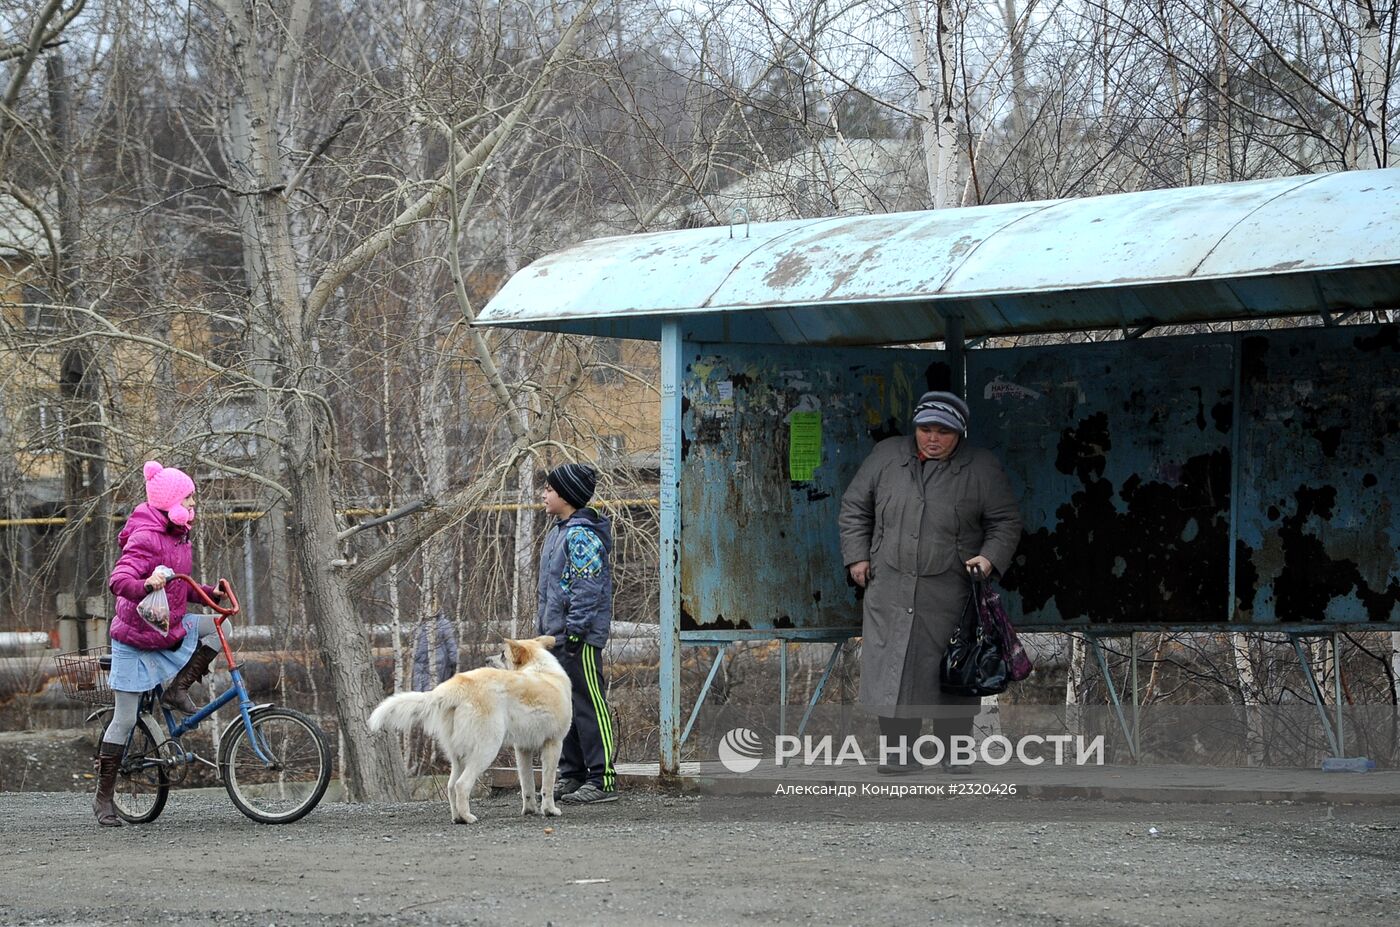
[{"left": 583, "top": 646, "right": 617, "bottom": 789}]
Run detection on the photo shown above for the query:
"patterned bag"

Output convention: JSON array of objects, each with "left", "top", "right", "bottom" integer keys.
[
  {"left": 940, "top": 571, "right": 1033, "bottom": 697},
  {"left": 974, "top": 578, "right": 1033, "bottom": 682}
]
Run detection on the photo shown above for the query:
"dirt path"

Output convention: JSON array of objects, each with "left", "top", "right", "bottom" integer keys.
[{"left": 1, "top": 789, "right": 1395, "bottom": 926}]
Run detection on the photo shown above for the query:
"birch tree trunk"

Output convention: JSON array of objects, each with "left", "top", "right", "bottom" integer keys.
[
  {"left": 1231, "top": 633, "right": 1264, "bottom": 765},
  {"left": 1354, "top": 2, "right": 1388, "bottom": 171},
  {"left": 1066, "top": 634, "right": 1087, "bottom": 732},
  {"left": 226, "top": 97, "right": 291, "bottom": 629},
  {"left": 496, "top": 210, "right": 539, "bottom": 639},
  {"left": 904, "top": 0, "right": 961, "bottom": 208},
  {"left": 1000, "top": 0, "right": 1031, "bottom": 198},
  {"left": 1213, "top": 0, "right": 1233, "bottom": 183},
  {"left": 405, "top": 0, "right": 452, "bottom": 616}
]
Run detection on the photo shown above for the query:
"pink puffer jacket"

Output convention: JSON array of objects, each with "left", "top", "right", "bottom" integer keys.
[{"left": 108, "top": 503, "right": 216, "bottom": 650}]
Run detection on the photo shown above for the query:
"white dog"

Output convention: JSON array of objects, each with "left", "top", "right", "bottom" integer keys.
[{"left": 368, "top": 635, "right": 572, "bottom": 823}]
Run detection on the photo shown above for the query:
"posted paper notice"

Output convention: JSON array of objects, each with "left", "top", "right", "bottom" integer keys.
[{"left": 789, "top": 412, "right": 822, "bottom": 481}]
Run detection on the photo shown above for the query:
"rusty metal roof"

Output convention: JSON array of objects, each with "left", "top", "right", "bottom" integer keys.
[{"left": 475, "top": 169, "right": 1400, "bottom": 344}]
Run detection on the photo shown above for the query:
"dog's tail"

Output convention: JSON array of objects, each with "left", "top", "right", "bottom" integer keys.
[{"left": 368, "top": 691, "right": 435, "bottom": 734}]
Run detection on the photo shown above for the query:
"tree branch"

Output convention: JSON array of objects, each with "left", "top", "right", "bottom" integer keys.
[
  {"left": 343, "top": 442, "right": 531, "bottom": 593},
  {"left": 304, "top": 0, "right": 598, "bottom": 320}
]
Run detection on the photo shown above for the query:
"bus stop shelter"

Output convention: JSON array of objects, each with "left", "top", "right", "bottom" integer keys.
[{"left": 476, "top": 168, "right": 1400, "bottom": 774}]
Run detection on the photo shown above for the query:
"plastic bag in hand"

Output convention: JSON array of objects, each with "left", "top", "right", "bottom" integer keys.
[{"left": 137, "top": 566, "right": 176, "bottom": 634}]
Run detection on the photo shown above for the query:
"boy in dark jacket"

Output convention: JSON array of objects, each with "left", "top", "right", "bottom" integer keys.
[{"left": 537, "top": 463, "right": 619, "bottom": 804}]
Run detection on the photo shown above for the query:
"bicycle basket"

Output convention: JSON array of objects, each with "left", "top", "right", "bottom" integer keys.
[{"left": 54, "top": 648, "right": 114, "bottom": 706}]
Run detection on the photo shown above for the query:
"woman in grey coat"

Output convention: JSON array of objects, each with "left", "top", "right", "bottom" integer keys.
[{"left": 838, "top": 391, "right": 1022, "bottom": 773}]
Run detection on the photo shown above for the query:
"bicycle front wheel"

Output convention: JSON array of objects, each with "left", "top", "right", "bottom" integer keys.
[
  {"left": 114, "top": 716, "right": 169, "bottom": 824},
  {"left": 219, "top": 707, "right": 331, "bottom": 824}
]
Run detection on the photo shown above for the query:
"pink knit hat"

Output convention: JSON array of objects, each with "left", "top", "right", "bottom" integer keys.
[{"left": 143, "top": 461, "right": 196, "bottom": 527}]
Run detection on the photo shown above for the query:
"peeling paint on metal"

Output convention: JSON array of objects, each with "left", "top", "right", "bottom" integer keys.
[
  {"left": 976, "top": 324, "right": 1400, "bottom": 630},
  {"left": 973, "top": 336, "right": 1236, "bottom": 628},
  {"left": 1233, "top": 324, "right": 1400, "bottom": 625},
  {"left": 679, "top": 342, "right": 939, "bottom": 631},
  {"left": 477, "top": 169, "right": 1400, "bottom": 344}
]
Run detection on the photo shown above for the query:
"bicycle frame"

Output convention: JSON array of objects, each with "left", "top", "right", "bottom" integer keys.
[{"left": 150, "top": 576, "right": 274, "bottom": 767}]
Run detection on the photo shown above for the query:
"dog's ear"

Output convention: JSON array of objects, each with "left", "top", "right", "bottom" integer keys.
[
  {"left": 504, "top": 638, "right": 531, "bottom": 668},
  {"left": 535, "top": 634, "right": 557, "bottom": 650}
]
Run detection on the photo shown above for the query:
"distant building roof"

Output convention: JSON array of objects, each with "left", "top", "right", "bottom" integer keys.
[
  {"left": 0, "top": 193, "right": 52, "bottom": 260},
  {"left": 670, "top": 138, "right": 920, "bottom": 226},
  {"left": 476, "top": 168, "right": 1400, "bottom": 345}
]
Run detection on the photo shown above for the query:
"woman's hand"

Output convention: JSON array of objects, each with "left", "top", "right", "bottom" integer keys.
[
  {"left": 848, "top": 560, "right": 871, "bottom": 588},
  {"left": 144, "top": 570, "right": 169, "bottom": 591},
  {"left": 964, "top": 556, "right": 993, "bottom": 578}
]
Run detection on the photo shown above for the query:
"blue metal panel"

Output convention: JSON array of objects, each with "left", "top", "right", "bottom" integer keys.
[
  {"left": 476, "top": 169, "right": 1400, "bottom": 343},
  {"left": 666, "top": 325, "right": 1397, "bottom": 644},
  {"left": 678, "top": 342, "right": 934, "bottom": 630},
  {"left": 968, "top": 335, "right": 1237, "bottom": 628},
  {"left": 1234, "top": 324, "right": 1400, "bottom": 625},
  {"left": 966, "top": 323, "right": 1400, "bottom": 630}
]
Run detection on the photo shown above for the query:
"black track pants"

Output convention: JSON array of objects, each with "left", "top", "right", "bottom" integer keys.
[{"left": 558, "top": 644, "right": 617, "bottom": 790}]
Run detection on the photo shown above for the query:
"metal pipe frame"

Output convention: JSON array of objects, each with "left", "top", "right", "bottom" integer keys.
[
  {"left": 680, "top": 643, "right": 727, "bottom": 747},
  {"left": 676, "top": 637, "right": 851, "bottom": 754},
  {"left": 1289, "top": 633, "right": 1342, "bottom": 757},
  {"left": 943, "top": 311, "right": 966, "bottom": 397},
  {"left": 779, "top": 640, "right": 787, "bottom": 741},
  {"left": 1087, "top": 634, "right": 1140, "bottom": 761},
  {"left": 796, "top": 642, "right": 848, "bottom": 739}
]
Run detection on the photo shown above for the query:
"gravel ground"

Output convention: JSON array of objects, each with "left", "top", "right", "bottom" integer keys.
[{"left": 2, "top": 789, "right": 1396, "bottom": 926}]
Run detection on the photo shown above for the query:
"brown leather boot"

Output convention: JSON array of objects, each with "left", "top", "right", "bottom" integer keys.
[
  {"left": 93, "top": 742, "right": 124, "bottom": 827},
  {"left": 161, "top": 645, "right": 219, "bottom": 714}
]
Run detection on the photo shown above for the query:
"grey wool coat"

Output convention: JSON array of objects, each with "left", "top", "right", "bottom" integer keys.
[{"left": 838, "top": 435, "right": 1023, "bottom": 715}]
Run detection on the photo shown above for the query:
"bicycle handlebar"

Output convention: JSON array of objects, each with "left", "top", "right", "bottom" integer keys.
[{"left": 173, "top": 574, "right": 240, "bottom": 619}]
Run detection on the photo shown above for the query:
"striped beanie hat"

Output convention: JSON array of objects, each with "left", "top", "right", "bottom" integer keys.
[
  {"left": 547, "top": 463, "right": 597, "bottom": 511},
  {"left": 912, "top": 391, "right": 969, "bottom": 435}
]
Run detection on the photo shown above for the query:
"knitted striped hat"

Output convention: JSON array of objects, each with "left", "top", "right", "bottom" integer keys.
[
  {"left": 546, "top": 463, "right": 597, "bottom": 511},
  {"left": 912, "top": 391, "right": 969, "bottom": 434}
]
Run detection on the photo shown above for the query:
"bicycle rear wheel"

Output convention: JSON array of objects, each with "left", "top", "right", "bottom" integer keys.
[
  {"left": 114, "top": 717, "right": 169, "bottom": 824},
  {"left": 220, "top": 707, "right": 331, "bottom": 824}
]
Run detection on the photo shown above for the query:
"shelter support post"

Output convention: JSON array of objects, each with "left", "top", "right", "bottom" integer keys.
[
  {"left": 680, "top": 644, "right": 727, "bottom": 747},
  {"left": 779, "top": 641, "right": 787, "bottom": 740},
  {"left": 1087, "top": 634, "right": 1140, "bottom": 761},
  {"left": 796, "top": 642, "right": 847, "bottom": 740},
  {"left": 942, "top": 312, "right": 966, "bottom": 397},
  {"left": 1288, "top": 633, "right": 1342, "bottom": 757},
  {"left": 659, "top": 321, "right": 683, "bottom": 775},
  {"left": 1131, "top": 631, "right": 1140, "bottom": 758}
]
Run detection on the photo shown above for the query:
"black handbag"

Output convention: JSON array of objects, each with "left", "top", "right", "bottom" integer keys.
[{"left": 939, "top": 576, "right": 1011, "bottom": 697}]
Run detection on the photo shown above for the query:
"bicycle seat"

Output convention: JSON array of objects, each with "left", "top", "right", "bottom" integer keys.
[{"left": 98, "top": 655, "right": 112, "bottom": 670}]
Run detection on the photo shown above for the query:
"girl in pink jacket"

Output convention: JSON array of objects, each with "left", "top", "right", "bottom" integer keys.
[{"left": 93, "top": 461, "right": 223, "bottom": 827}]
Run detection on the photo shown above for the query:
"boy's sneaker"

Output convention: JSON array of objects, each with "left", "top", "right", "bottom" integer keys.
[
  {"left": 552, "top": 777, "right": 585, "bottom": 800},
  {"left": 560, "top": 782, "right": 619, "bottom": 804},
  {"left": 876, "top": 760, "right": 922, "bottom": 775}
]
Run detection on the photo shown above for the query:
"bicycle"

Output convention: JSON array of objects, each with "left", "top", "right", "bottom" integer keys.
[{"left": 56, "top": 575, "right": 332, "bottom": 824}]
